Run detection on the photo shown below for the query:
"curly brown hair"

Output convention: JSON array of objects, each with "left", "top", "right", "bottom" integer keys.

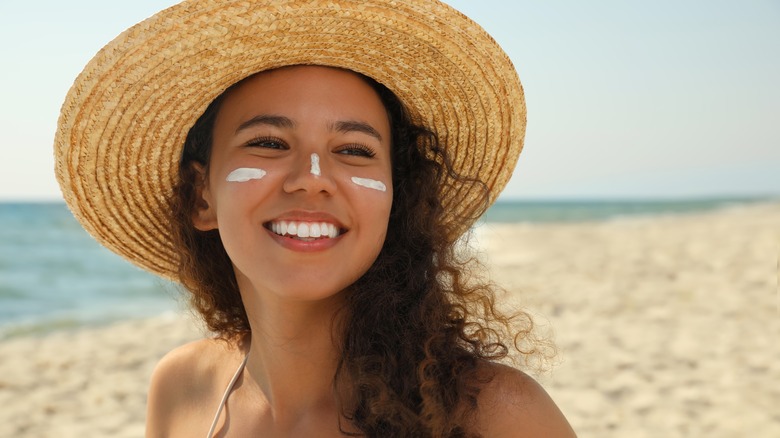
[{"left": 170, "top": 69, "right": 540, "bottom": 437}]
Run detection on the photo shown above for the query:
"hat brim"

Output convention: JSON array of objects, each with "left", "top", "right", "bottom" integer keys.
[{"left": 54, "top": 0, "right": 526, "bottom": 278}]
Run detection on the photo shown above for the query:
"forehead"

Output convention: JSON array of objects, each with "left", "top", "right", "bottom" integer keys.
[{"left": 216, "top": 65, "right": 390, "bottom": 128}]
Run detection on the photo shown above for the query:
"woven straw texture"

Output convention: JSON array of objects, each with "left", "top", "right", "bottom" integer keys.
[{"left": 54, "top": 0, "right": 526, "bottom": 279}]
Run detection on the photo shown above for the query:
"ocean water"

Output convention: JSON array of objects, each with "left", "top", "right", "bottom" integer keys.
[
  {"left": 0, "top": 203, "right": 181, "bottom": 338},
  {"left": 0, "top": 198, "right": 771, "bottom": 338}
]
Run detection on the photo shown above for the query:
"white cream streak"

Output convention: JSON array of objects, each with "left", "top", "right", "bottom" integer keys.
[
  {"left": 310, "top": 153, "right": 321, "bottom": 176},
  {"left": 226, "top": 168, "right": 267, "bottom": 182},
  {"left": 351, "top": 176, "right": 387, "bottom": 192}
]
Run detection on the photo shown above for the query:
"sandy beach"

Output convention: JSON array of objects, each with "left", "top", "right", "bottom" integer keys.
[{"left": 1, "top": 202, "right": 778, "bottom": 437}]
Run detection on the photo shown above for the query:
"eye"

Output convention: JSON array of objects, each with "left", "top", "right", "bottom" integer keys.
[
  {"left": 244, "top": 136, "right": 288, "bottom": 150},
  {"left": 335, "top": 143, "right": 376, "bottom": 158}
]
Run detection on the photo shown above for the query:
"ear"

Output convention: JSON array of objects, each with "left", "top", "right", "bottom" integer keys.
[{"left": 191, "top": 162, "right": 218, "bottom": 231}]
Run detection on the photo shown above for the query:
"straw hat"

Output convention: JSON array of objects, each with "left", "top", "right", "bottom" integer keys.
[{"left": 54, "top": 0, "right": 526, "bottom": 279}]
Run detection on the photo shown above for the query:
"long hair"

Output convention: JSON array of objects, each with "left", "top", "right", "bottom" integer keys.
[{"left": 169, "top": 69, "right": 541, "bottom": 437}]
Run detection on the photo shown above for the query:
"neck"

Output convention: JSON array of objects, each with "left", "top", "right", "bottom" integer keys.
[{"left": 237, "top": 276, "right": 347, "bottom": 419}]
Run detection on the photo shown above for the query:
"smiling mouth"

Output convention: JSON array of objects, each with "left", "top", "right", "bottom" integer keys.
[{"left": 264, "top": 220, "right": 344, "bottom": 240}]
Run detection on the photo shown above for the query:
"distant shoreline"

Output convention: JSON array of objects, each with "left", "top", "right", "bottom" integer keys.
[
  {"left": 483, "top": 195, "right": 779, "bottom": 223},
  {"left": 2, "top": 194, "right": 777, "bottom": 203}
]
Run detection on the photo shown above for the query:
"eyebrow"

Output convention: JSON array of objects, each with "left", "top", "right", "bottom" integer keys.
[
  {"left": 235, "top": 115, "right": 295, "bottom": 134},
  {"left": 235, "top": 114, "right": 383, "bottom": 142},
  {"left": 330, "top": 120, "right": 384, "bottom": 142}
]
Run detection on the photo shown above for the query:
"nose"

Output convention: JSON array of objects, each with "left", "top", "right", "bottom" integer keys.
[{"left": 282, "top": 152, "right": 337, "bottom": 195}]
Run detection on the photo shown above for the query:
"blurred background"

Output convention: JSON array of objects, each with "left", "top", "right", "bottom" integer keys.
[
  {"left": 0, "top": 1, "right": 777, "bottom": 436},
  {"left": 1, "top": 0, "right": 776, "bottom": 329}
]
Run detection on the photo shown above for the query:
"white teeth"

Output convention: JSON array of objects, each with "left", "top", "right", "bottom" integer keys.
[{"left": 268, "top": 220, "right": 341, "bottom": 239}]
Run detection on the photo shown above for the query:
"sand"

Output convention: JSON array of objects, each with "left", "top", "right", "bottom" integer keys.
[{"left": 1, "top": 202, "right": 777, "bottom": 437}]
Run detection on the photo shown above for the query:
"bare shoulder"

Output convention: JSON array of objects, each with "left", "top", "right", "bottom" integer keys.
[
  {"left": 146, "top": 338, "right": 243, "bottom": 437},
  {"left": 472, "top": 362, "right": 577, "bottom": 438}
]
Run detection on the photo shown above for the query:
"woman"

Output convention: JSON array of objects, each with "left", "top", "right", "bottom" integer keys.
[{"left": 55, "top": 1, "right": 576, "bottom": 436}]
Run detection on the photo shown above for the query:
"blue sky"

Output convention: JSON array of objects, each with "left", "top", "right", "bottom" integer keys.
[{"left": 1, "top": 0, "right": 777, "bottom": 200}]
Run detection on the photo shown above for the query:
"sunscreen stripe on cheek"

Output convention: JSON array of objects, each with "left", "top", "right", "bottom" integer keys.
[
  {"left": 226, "top": 168, "right": 267, "bottom": 182},
  {"left": 351, "top": 176, "right": 387, "bottom": 192},
  {"left": 310, "top": 153, "right": 321, "bottom": 176}
]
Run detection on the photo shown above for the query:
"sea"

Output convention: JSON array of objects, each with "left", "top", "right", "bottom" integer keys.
[{"left": 0, "top": 197, "right": 772, "bottom": 339}]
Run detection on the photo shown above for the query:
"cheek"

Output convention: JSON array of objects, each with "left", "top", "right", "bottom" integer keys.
[
  {"left": 344, "top": 176, "right": 393, "bottom": 234},
  {"left": 212, "top": 167, "right": 279, "bottom": 221},
  {"left": 343, "top": 173, "right": 392, "bottom": 203}
]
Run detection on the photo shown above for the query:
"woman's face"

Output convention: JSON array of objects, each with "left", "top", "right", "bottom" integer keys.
[{"left": 194, "top": 66, "right": 393, "bottom": 303}]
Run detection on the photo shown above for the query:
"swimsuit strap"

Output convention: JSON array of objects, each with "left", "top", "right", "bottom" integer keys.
[{"left": 206, "top": 352, "right": 250, "bottom": 438}]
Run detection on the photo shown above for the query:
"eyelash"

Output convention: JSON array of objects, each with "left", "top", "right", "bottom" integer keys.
[
  {"left": 338, "top": 143, "right": 376, "bottom": 158},
  {"left": 243, "top": 137, "right": 376, "bottom": 158},
  {"left": 244, "top": 136, "right": 288, "bottom": 149}
]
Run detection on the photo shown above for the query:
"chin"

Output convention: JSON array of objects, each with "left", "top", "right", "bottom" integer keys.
[{"left": 260, "top": 276, "right": 353, "bottom": 304}]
